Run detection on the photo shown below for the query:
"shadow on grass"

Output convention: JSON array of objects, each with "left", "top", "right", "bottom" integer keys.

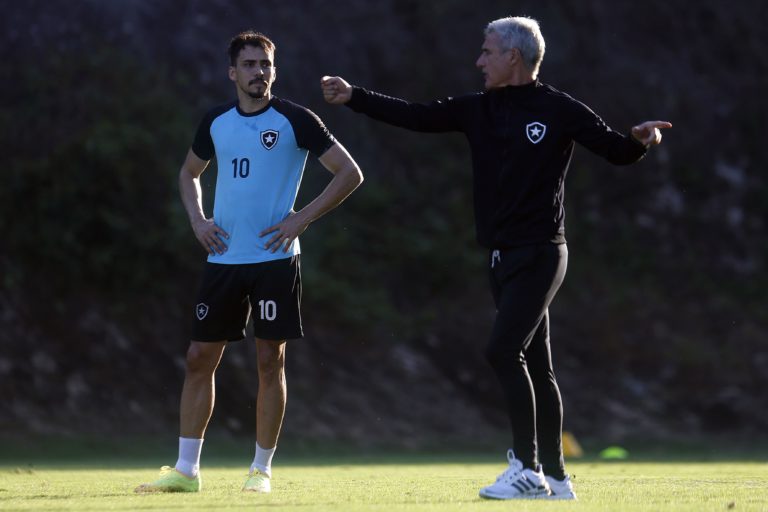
[{"left": 1, "top": 432, "right": 766, "bottom": 468}]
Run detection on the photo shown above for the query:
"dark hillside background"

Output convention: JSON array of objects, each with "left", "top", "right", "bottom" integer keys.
[{"left": 2, "top": 0, "right": 767, "bottom": 451}]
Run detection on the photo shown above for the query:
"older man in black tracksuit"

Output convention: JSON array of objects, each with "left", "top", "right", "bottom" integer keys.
[{"left": 322, "top": 15, "right": 671, "bottom": 500}]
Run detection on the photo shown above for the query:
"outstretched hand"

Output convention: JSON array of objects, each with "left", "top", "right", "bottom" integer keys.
[
  {"left": 631, "top": 120, "right": 673, "bottom": 146},
  {"left": 321, "top": 76, "right": 353, "bottom": 104}
]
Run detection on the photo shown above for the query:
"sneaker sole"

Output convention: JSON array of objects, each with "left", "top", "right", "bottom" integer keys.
[{"left": 479, "top": 489, "right": 550, "bottom": 500}]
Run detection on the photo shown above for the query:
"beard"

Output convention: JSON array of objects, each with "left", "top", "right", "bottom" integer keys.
[{"left": 246, "top": 79, "right": 268, "bottom": 99}]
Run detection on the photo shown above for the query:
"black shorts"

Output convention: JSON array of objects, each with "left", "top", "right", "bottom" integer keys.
[{"left": 191, "top": 256, "right": 303, "bottom": 342}]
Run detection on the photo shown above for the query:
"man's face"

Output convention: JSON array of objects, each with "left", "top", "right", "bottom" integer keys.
[
  {"left": 475, "top": 32, "right": 513, "bottom": 89},
  {"left": 229, "top": 45, "right": 275, "bottom": 99}
]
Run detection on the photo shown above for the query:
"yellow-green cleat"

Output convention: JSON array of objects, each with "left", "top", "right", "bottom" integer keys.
[
  {"left": 242, "top": 469, "right": 271, "bottom": 493},
  {"left": 134, "top": 466, "right": 201, "bottom": 493}
]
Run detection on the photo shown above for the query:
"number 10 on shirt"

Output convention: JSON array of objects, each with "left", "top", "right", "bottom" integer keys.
[{"left": 232, "top": 157, "right": 250, "bottom": 178}]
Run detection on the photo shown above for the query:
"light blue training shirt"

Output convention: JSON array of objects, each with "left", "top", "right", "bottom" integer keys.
[{"left": 191, "top": 97, "right": 336, "bottom": 264}]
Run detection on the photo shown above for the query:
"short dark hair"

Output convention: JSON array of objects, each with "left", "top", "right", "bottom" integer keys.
[{"left": 228, "top": 31, "right": 276, "bottom": 66}]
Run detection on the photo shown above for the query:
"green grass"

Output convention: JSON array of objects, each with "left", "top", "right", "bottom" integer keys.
[{"left": 1, "top": 457, "right": 767, "bottom": 511}]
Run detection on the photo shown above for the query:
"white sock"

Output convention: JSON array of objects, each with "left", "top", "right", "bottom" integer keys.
[
  {"left": 250, "top": 442, "right": 276, "bottom": 477},
  {"left": 175, "top": 437, "right": 203, "bottom": 477}
]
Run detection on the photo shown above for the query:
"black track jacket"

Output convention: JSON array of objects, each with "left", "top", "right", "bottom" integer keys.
[{"left": 346, "top": 80, "right": 648, "bottom": 249}]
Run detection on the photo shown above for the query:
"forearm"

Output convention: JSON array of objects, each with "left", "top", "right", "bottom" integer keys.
[
  {"left": 179, "top": 169, "right": 207, "bottom": 225},
  {"left": 596, "top": 131, "right": 648, "bottom": 165},
  {"left": 572, "top": 117, "right": 647, "bottom": 165},
  {"left": 347, "top": 87, "right": 459, "bottom": 132},
  {"left": 296, "top": 164, "right": 362, "bottom": 224}
]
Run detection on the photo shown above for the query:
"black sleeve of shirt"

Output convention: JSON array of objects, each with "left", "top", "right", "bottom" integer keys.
[
  {"left": 272, "top": 99, "right": 336, "bottom": 157},
  {"left": 191, "top": 102, "right": 234, "bottom": 160},
  {"left": 565, "top": 97, "right": 647, "bottom": 165},
  {"left": 346, "top": 86, "right": 464, "bottom": 133}
]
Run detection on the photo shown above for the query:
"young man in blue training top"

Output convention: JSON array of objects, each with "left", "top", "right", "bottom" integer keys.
[
  {"left": 321, "top": 16, "right": 670, "bottom": 500},
  {"left": 136, "top": 31, "right": 362, "bottom": 494}
]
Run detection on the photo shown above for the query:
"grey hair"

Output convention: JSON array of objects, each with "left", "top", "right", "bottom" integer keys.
[{"left": 485, "top": 16, "right": 545, "bottom": 77}]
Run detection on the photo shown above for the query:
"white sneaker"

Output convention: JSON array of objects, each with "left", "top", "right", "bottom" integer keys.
[
  {"left": 242, "top": 470, "right": 271, "bottom": 493},
  {"left": 479, "top": 450, "right": 550, "bottom": 499},
  {"left": 545, "top": 475, "right": 577, "bottom": 500}
]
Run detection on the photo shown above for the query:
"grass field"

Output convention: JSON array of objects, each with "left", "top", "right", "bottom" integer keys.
[{"left": 1, "top": 449, "right": 767, "bottom": 512}]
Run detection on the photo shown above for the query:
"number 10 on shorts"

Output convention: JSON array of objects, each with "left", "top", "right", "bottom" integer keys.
[{"left": 258, "top": 300, "right": 277, "bottom": 321}]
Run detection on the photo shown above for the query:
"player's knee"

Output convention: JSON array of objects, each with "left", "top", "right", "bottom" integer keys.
[
  {"left": 256, "top": 346, "right": 285, "bottom": 380},
  {"left": 257, "top": 353, "right": 285, "bottom": 380},
  {"left": 485, "top": 341, "right": 523, "bottom": 373},
  {"left": 185, "top": 344, "right": 221, "bottom": 375}
]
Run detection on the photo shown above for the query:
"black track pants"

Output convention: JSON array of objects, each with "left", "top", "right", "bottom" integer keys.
[{"left": 485, "top": 243, "right": 568, "bottom": 478}]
